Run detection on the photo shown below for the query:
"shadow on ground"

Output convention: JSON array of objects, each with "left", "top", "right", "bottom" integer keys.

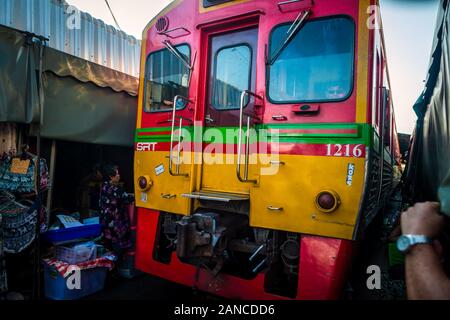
[{"left": 87, "top": 274, "right": 195, "bottom": 301}]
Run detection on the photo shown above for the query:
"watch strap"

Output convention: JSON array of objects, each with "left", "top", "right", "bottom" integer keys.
[{"left": 406, "top": 235, "right": 433, "bottom": 246}]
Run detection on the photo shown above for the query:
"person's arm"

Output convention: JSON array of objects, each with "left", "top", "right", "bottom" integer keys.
[
  {"left": 406, "top": 242, "right": 450, "bottom": 299},
  {"left": 401, "top": 202, "right": 450, "bottom": 300},
  {"left": 116, "top": 186, "right": 134, "bottom": 203}
]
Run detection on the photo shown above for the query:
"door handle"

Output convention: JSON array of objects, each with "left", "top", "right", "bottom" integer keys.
[
  {"left": 272, "top": 115, "right": 288, "bottom": 121},
  {"left": 267, "top": 206, "right": 284, "bottom": 212},
  {"left": 205, "top": 115, "right": 214, "bottom": 124},
  {"left": 161, "top": 193, "right": 177, "bottom": 199}
]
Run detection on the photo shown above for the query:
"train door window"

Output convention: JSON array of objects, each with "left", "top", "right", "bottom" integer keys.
[
  {"left": 268, "top": 16, "right": 355, "bottom": 103},
  {"left": 205, "top": 27, "right": 258, "bottom": 127},
  {"left": 144, "top": 44, "right": 191, "bottom": 112},
  {"left": 212, "top": 44, "right": 252, "bottom": 110}
]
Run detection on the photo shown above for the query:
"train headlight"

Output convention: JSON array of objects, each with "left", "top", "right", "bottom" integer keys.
[
  {"left": 138, "top": 176, "right": 153, "bottom": 191},
  {"left": 315, "top": 190, "right": 341, "bottom": 213}
]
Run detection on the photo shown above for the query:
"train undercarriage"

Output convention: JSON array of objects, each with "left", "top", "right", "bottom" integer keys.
[{"left": 151, "top": 205, "right": 315, "bottom": 299}]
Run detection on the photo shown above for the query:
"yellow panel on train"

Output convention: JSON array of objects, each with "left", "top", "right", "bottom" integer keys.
[
  {"left": 250, "top": 155, "right": 366, "bottom": 240},
  {"left": 135, "top": 151, "right": 192, "bottom": 215}
]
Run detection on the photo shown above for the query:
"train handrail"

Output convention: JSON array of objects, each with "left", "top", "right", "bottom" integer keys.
[
  {"left": 277, "top": 0, "right": 313, "bottom": 12},
  {"left": 169, "top": 95, "right": 193, "bottom": 177},
  {"left": 160, "top": 27, "right": 191, "bottom": 39},
  {"left": 237, "top": 90, "right": 263, "bottom": 184},
  {"left": 277, "top": 0, "right": 301, "bottom": 11}
]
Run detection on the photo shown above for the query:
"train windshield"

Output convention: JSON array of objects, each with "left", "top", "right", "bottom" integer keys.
[
  {"left": 268, "top": 17, "right": 355, "bottom": 103},
  {"left": 144, "top": 44, "right": 191, "bottom": 112}
]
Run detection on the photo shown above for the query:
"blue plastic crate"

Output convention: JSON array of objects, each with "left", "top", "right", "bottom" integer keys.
[
  {"left": 43, "top": 224, "right": 101, "bottom": 244},
  {"left": 43, "top": 262, "right": 108, "bottom": 300}
]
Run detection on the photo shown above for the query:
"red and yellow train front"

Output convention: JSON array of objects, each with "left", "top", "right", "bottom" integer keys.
[{"left": 134, "top": 0, "right": 374, "bottom": 300}]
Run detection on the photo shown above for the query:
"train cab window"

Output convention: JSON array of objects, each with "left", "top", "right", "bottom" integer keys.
[
  {"left": 144, "top": 44, "right": 191, "bottom": 112},
  {"left": 212, "top": 44, "right": 252, "bottom": 110},
  {"left": 268, "top": 17, "right": 355, "bottom": 103}
]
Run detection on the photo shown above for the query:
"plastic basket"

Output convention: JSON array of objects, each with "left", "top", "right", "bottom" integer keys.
[
  {"left": 43, "top": 263, "right": 107, "bottom": 300},
  {"left": 55, "top": 243, "right": 97, "bottom": 265},
  {"left": 43, "top": 224, "right": 101, "bottom": 244}
]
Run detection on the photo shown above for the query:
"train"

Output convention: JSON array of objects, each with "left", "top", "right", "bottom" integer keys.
[
  {"left": 405, "top": 0, "right": 450, "bottom": 216},
  {"left": 133, "top": 0, "right": 402, "bottom": 300}
]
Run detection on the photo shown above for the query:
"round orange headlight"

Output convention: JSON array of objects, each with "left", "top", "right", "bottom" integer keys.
[
  {"left": 138, "top": 176, "right": 152, "bottom": 191},
  {"left": 315, "top": 190, "right": 341, "bottom": 213}
]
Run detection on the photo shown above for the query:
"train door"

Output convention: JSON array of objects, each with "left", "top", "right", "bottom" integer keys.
[{"left": 198, "top": 27, "right": 259, "bottom": 196}]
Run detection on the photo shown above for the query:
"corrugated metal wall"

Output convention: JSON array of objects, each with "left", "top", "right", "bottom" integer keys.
[{"left": 0, "top": 0, "right": 141, "bottom": 77}]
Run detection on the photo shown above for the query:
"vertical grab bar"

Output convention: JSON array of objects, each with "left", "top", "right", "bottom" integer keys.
[
  {"left": 169, "top": 95, "right": 193, "bottom": 177},
  {"left": 176, "top": 116, "right": 183, "bottom": 175},
  {"left": 244, "top": 116, "right": 251, "bottom": 181},
  {"left": 237, "top": 90, "right": 263, "bottom": 184}
]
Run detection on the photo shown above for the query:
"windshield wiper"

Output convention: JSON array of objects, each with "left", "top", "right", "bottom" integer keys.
[
  {"left": 162, "top": 40, "right": 193, "bottom": 70},
  {"left": 268, "top": 10, "right": 310, "bottom": 66}
]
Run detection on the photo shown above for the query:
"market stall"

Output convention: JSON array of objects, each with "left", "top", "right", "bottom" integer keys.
[{"left": 0, "top": 22, "right": 140, "bottom": 299}]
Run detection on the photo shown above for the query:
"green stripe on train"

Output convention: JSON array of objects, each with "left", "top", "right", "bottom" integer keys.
[{"left": 135, "top": 123, "right": 372, "bottom": 145}]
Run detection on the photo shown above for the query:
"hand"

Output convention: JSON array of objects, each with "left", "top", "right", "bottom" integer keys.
[{"left": 401, "top": 202, "right": 445, "bottom": 238}]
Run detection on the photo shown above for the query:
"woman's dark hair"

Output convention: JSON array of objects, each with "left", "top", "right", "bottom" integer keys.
[{"left": 102, "top": 165, "right": 118, "bottom": 182}]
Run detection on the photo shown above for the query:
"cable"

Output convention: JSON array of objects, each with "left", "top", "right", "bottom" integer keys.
[{"left": 104, "top": 0, "right": 121, "bottom": 31}]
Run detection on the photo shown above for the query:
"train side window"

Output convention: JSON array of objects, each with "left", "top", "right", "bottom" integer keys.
[
  {"left": 382, "top": 87, "right": 392, "bottom": 150},
  {"left": 373, "top": 52, "right": 381, "bottom": 129},
  {"left": 144, "top": 44, "right": 191, "bottom": 113},
  {"left": 212, "top": 44, "right": 252, "bottom": 110}
]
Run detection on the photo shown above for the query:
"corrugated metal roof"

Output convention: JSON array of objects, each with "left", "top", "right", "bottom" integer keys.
[{"left": 0, "top": 0, "right": 141, "bottom": 77}]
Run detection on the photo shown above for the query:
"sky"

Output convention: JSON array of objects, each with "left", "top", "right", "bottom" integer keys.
[{"left": 67, "top": 0, "right": 440, "bottom": 134}]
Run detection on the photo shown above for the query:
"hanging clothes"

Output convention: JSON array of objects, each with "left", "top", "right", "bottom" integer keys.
[
  {"left": 0, "top": 192, "right": 40, "bottom": 254},
  {"left": 0, "top": 154, "right": 49, "bottom": 194}
]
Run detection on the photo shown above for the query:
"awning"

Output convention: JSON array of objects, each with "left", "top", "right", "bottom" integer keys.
[{"left": 0, "top": 25, "right": 139, "bottom": 147}]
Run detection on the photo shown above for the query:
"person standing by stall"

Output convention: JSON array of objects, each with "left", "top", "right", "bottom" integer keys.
[{"left": 99, "top": 165, "right": 133, "bottom": 259}]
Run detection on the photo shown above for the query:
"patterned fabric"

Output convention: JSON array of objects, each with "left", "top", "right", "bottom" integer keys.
[
  {"left": 99, "top": 182, "right": 132, "bottom": 251},
  {"left": 43, "top": 257, "right": 114, "bottom": 277},
  {"left": 1, "top": 203, "right": 38, "bottom": 254},
  {"left": 0, "top": 192, "right": 39, "bottom": 254},
  {"left": 0, "top": 214, "right": 8, "bottom": 293},
  {"left": 0, "top": 155, "right": 49, "bottom": 194}
]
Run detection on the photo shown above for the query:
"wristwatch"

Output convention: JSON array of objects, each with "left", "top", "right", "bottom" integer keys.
[{"left": 397, "top": 235, "right": 433, "bottom": 254}]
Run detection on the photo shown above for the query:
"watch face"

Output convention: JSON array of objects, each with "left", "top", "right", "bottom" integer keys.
[{"left": 397, "top": 236, "right": 411, "bottom": 253}]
